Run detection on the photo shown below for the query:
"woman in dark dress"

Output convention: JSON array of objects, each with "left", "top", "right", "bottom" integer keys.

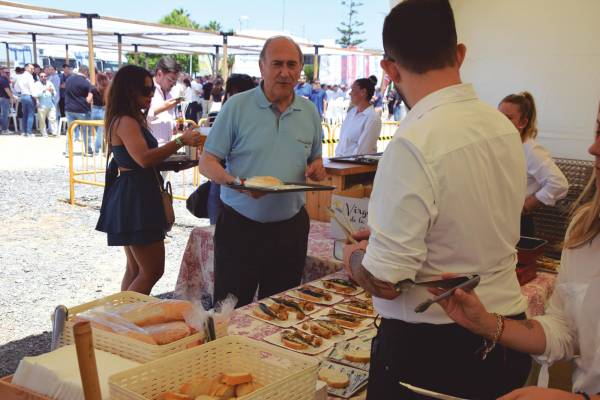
[{"left": 96, "top": 65, "right": 202, "bottom": 294}]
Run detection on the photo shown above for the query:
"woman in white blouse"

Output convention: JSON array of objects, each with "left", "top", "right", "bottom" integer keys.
[
  {"left": 432, "top": 105, "right": 600, "bottom": 399},
  {"left": 499, "top": 91, "right": 569, "bottom": 236},
  {"left": 335, "top": 78, "right": 382, "bottom": 157}
]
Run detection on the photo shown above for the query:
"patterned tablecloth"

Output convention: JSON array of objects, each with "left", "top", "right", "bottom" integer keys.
[{"left": 175, "top": 220, "right": 558, "bottom": 399}]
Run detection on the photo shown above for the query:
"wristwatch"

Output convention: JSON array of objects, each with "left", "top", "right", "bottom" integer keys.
[
  {"left": 174, "top": 137, "right": 184, "bottom": 147},
  {"left": 349, "top": 249, "right": 366, "bottom": 270}
]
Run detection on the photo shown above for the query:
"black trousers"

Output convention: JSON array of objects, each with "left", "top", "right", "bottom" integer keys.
[
  {"left": 213, "top": 205, "right": 310, "bottom": 308},
  {"left": 367, "top": 316, "right": 531, "bottom": 400}
]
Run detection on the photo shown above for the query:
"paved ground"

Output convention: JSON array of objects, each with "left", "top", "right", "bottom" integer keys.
[{"left": 0, "top": 133, "right": 208, "bottom": 376}]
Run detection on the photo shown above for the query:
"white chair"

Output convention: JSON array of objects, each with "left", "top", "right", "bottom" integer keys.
[{"left": 8, "top": 108, "right": 18, "bottom": 133}]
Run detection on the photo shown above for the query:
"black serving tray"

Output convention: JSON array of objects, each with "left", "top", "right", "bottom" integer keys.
[
  {"left": 328, "top": 153, "right": 383, "bottom": 165},
  {"left": 157, "top": 156, "right": 198, "bottom": 172}
]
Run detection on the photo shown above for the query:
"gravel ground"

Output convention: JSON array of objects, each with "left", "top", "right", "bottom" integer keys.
[{"left": 0, "top": 133, "right": 208, "bottom": 376}]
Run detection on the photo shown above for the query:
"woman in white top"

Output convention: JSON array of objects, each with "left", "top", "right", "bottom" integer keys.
[
  {"left": 432, "top": 105, "right": 600, "bottom": 399},
  {"left": 335, "top": 78, "right": 382, "bottom": 157},
  {"left": 499, "top": 91, "right": 569, "bottom": 236}
]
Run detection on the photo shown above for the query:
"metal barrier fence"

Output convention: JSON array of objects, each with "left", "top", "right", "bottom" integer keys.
[
  {"left": 67, "top": 119, "right": 401, "bottom": 205},
  {"left": 67, "top": 120, "right": 200, "bottom": 205},
  {"left": 321, "top": 120, "right": 400, "bottom": 157}
]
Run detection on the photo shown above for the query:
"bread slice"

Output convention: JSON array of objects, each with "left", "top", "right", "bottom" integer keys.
[
  {"left": 318, "top": 368, "right": 350, "bottom": 389},
  {"left": 235, "top": 381, "right": 257, "bottom": 397},
  {"left": 344, "top": 349, "right": 370, "bottom": 363},
  {"left": 208, "top": 382, "right": 235, "bottom": 397},
  {"left": 245, "top": 176, "right": 283, "bottom": 187},
  {"left": 221, "top": 372, "right": 253, "bottom": 386},
  {"left": 252, "top": 307, "right": 273, "bottom": 321},
  {"left": 144, "top": 321, "right": 192, "bottom": 345},
  {"left": 193, "top": 396, "right": 220, "bottom": 400},
  {"left": 179, "top": 376, "right": 213, "bottom": 396},
  {"left": 281, "top": 337, "right": 308, "bottom": 350},
  {"left": 162, "top": 392, "right": 193, "bottom": 400}
]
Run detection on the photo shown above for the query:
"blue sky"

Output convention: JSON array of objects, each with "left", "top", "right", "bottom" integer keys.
[{"left": 19, "top": 0, "right": 389, "bottom": 50}]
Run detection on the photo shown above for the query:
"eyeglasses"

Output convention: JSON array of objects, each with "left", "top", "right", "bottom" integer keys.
[{"left": 140, "top": 85, "right": 156, "bottom": 97}]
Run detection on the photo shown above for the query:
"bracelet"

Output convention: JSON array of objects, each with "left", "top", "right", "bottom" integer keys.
[
  {"left": 174, "top": 137, "right": 184, "bottom": 147},
  {"left": 479, "top": 313, "right": 505, "bottom": 360},
  {"left": 576, "top": 393, "right": 591, "bottom": 400}
]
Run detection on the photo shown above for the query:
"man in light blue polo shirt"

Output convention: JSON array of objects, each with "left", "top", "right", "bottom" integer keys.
[{"left": 199, "top": 36, "right": 327, "bottom": 307}]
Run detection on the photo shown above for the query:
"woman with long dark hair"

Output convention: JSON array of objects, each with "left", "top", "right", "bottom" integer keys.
[{"left": 96, "top": 65, "right": 202, "bottom": 294}]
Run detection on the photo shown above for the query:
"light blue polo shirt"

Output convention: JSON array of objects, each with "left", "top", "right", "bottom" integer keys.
[{"left": 204, "top": 85, "right": 322, "bottom": 223}]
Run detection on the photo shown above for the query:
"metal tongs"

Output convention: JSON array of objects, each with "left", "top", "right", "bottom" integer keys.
[{"left": 327, "top": 207, "right": 358, "bottom": 244}]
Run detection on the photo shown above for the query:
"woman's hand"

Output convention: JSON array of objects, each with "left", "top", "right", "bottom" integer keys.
[
  {"left": 179, "top": 128, "right": 202, "bottom": 147},
  {"left": 498, "top": 387, "right": 583, "bottom": 400},
  {"left": 428, "top": 285, "right": 497, "bottom": 338}
]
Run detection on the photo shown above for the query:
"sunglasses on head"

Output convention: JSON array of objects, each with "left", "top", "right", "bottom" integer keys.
[{"left": 140, "top": 85, "right": 156, "bottom": 97}]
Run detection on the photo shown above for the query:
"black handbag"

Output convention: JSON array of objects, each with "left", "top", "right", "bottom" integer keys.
[{"left": 186, "top": 181, "right": 211, "bottom": 218}]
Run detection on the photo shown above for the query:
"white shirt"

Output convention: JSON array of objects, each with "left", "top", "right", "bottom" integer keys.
[
  {"left": 335, "top": 105, "right": 381, "bottom": 156},
  {"left": 16, "top": 71, "right": 35, "bottom": 96},
  {"left": 524, "top": 139, "right": 569, "bottom": 206},
  {"left": 533, "top": 219, "right": 600, "bottom": 393},
  {"left": 363, "top": 83, "right": 528, "bottom": 324},
  {"left": 190, "top": 81, "right": 203, "bottom": 103},
  {"left": 33, "top": 80, "right": 56, "bottom": 109},
  {"left": 147, "top": 79, "right": 176, "bottom": 144}
]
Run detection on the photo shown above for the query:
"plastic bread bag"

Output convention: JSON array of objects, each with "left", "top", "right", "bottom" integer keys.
[
  {"left": 108, "top": 299, "right": 195, "bottom": 326},
  {"left": 73, "top": 308, "right": 158, "bottom": 344},
  {"left": 210, "top": 294, "right": 237, "bottom": 339}
]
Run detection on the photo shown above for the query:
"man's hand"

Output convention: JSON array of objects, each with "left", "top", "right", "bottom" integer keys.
[
  {"left": 498, "top": 387, "right": 582, "bottom": 400},
  {"left": 523, "top": 195, "right": 542, "bottom": 214},
  {"left": 342, "top": 240, "right": 368, "bottom": 280},
  {"left": 305, "top": 158, "right": 327, "bottom": 181}
]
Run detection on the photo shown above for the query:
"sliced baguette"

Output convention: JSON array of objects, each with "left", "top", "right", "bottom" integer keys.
[
  {"left": 318, "top": 368, "right": 350, "bottom": 389},
  {"left": 221, "top": 372, "right": 253, "bottom": 386},
  {"left": 295, "top": 291, "right": 322, "bottom": 303},
  {"left": 344, "top": 349, "right": 370, "bottom": 363},
  {"left": 281, "top": 337, "right": 308, "bottom": 350},
  {"left": 252, "top": 307, "right": 273, "bottom": 321}
]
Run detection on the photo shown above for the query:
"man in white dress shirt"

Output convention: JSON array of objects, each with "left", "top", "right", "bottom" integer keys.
[
  {"left": 16, "top": 64, "right": 36, "bottom": 136},
  {"left": 343, "top": 1, "right": 531, "bottom": 398},
  {"left": 147, "top": 57, "right": 182, "bottom": 144}
]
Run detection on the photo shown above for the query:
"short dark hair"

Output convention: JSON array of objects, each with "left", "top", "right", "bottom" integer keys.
[
  {"left": 354, "top": 78, "right": 375, "bottom": 100},
  {"left": 155, "top": 57, "right": 181, "bottom": 74},
  {"left": 383, "top": 0, "right": 458, "bottom": 74}
]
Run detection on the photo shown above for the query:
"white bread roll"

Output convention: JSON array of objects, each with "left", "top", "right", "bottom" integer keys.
[
  {"left": 245, "top": 176, "right": 283, "bottom": 187},
  {"left": 318, "top": 368, "right": 349, "bottom": 389}
]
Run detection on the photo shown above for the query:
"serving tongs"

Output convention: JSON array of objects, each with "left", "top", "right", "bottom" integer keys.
[
  {"left": 393, "top": 275, "right": 473, "bottom": 292},
  {"left": 326, "top": 207, "right": 357, "bottom": 244}
]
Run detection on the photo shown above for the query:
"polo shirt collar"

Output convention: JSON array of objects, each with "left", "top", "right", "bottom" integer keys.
[
  {"left": 255, "top": 83, "right": 302, "bottom": 113},
  {"left": 405, "top": 83, "right": 478, "bottom": 123}
]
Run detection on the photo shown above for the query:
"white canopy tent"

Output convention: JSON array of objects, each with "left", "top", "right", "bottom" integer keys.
[{"left": 0, "top": 1, "right": 382, "bottom": 83}]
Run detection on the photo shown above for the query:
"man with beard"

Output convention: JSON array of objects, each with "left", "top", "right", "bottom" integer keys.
[
  {"left": 342, "top": 0, "right": 531, "bottom": 398},
  {"left": 198, "top": 36, "right": 327, "bottom": 307}
]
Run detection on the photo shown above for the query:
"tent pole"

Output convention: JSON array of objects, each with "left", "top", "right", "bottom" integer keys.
[
  {"left": 31, "top": 33, "right": 37, "bottom": 65},
  {"left": 313, "top": 44, "right": 323, "bottom": 81},
  {"left": 4, "top": 42, "right": 9, "bottom": 68},
  {"left": 81, "top": 13, "right": 99, "bottom": 84},
  {"left": 65, "top": 44, "right": 69, "bottom": 66},
  {"left": 221, "top": 33, "right": 229, "bottom": 81},
  {"left": 133, "top": 44, "right": 139, "bottom": 65},
  {"left": 116, "top": 33, "right": 122, "bottom": 67},
  {"left": 213, "top": 45, "right": 220, "bottom": 78}
]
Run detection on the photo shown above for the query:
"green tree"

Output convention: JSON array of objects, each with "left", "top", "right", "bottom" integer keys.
[
  {"left": 203, "top": 20, "right": 222, "bottom": 32},
  {"left": 336, "top": 0, "right": 366, "bottom": 48}
]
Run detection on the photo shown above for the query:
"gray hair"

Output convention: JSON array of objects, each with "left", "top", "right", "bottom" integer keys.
[
  {"left": 78, "top": 65, "right": 89, "bottom": 74},
  {"left": 259, "top": 36, "right": 304, "bottom": 65}
]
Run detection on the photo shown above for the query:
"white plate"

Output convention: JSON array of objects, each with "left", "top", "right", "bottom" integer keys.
[
  {"left": 318, "top": 360, "right": 369, "bottom": 399},
  {"left": 311, "top": 308, "right": 373, "bottom": 330},
  {"left": 355, "top": 291, "right": 373, "bottom": 302},
  {"left": 311, "top": 279, "right": 364, "bottom": 296},
  {"left": 268, "top": 295, "right": 322, "bottom": 316},
  {"left": 245, "top": 300, "right": 314, "bottom": 328},
  {"left": 263, "top": 330, "right": 334, "bottom": 356},
  {"left": 334, "top": 301, "right": 376, "bottom": 318},
  {"left": 286, "top": 286, "right": 344, "bottom": 305},
  {"left": 326, "top": 341, "right": 371, "bottom": 371}
]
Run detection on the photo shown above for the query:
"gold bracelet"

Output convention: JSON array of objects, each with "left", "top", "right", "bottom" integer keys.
[
  {"left": 174, "top": 137, "right": 184, "bottom": 147},
  {"left": 479, "top": 313, "right": 505, "bottom": 360}
]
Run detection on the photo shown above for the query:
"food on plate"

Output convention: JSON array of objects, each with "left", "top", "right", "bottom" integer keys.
[
  {"left": 343, "top": 299, "right": 375, "bottom": 315},
  {"left": 325, "top": 311, "right": 363, "bottom": 328},
  {"left": 281, "top": 328, "right": 323, "bottom": 350},
  {"left": 175, "top": 373, "right": 259, "bottom": 399},
  {"left": 253, "top": 302, "right": 288, "bottom": 321},
  {"left": 245, "top": 176, "right": 283, "bottom": 187},
  {"left": 318, "top": 368, "right": 350, "bottom": 389},
  {"left": 296, "top": 286, "right": 333, "bottom": 302},
  {"left": 117, "top": 300, "right": 193, "bottom": 327},
  {"left": 301, "top": 320, "right": 346, "bottom": 338},
  {"left": 322, "top": 278, "right": 358, "bottom": 293},
  {"left": 363, "top": 291, "right": 372, "bottom": 299},
  {"left": 144, "top": 321, "right": 192, "bottom": 345},
  {"left": 343, "top": 349, "right": 371, "bottom": 363},
  {"left": 271, "top": 296, "right": 315, "bottom": 319}
]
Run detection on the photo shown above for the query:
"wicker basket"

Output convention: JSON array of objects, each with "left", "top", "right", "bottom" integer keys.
[
  {"left": 109, "top": 335, "right": 318, "bottom": 400},
  {"left": 57, "top": 291, "right": 224, "bottom": 363}
]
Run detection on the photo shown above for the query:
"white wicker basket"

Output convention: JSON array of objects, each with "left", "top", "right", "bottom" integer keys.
[
  {"left": 57, "top": 291, "right": 219, "bottom": 363},
  {"left": 109, "top": 335, "right": 318, "bottom": 400}
]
